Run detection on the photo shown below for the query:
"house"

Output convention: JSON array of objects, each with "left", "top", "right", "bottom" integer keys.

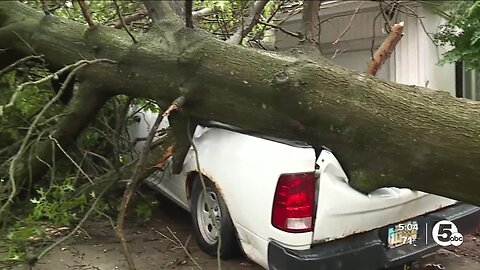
[{"left": 274, "top": 1, "right": 479, "bottom": 101}]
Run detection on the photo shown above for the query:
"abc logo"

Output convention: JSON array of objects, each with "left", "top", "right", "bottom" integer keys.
[{"left": 432, "top": 220, "right": 463, "bottom": 247}]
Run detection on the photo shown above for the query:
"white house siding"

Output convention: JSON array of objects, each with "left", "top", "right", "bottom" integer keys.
[
  {"left": 393, "top": 5, "right": 455, "bottom": 95},
  {"left": 274, "top": 1, "right": 456, "bottom": 95},
  {"left": 394, "top": 8, "right": 420, "bottom": 87},
  {"left": 324, "top": 49, "right": 392, "bottom": 82},
  {"left": 275, "top": 1, "right": 393, "bottom": 81}
]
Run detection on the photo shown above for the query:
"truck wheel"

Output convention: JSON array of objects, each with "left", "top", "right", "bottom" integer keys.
[{"left": 190, "top": 176, "right": 240, "bottom": 259}]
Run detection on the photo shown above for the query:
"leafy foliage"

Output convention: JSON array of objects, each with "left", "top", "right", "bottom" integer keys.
[
  {"left": 2, "top": 226, "right": 44, "bottom": 261},
  {"left": 197, "top": 0, "right": 252, "bottom": 40},
  {"left": 22, "top": 0, "right": 143, "bottom": 25},
  {"left": 0, "top": 72, "right": 53, "bottom": 153},
  {"left": 197, "top": 0, "right": 281, "bottom": 43},
  {"left": 29, "top": 177, "right": 88, "bottom": 226},
  {"left": 435, "top": 1, "right": 480, "bottom": 69}
]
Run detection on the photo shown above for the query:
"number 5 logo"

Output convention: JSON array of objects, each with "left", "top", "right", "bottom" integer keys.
[{"left": 432, "top": 220, "right": 463, "bottom": 247}]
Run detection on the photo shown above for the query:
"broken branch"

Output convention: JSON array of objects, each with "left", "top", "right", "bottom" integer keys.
[
  {"left": 154, "top": 145, "right": 174, "bottom": 169},
  {"left": 366, "top": 21, "right": 404, "bottom": 76},
  {"left": 162, "top": 95, "right": 186, "bottom": 118}
]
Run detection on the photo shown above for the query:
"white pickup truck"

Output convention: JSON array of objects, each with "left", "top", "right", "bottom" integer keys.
[{"left": 129, "top": 109, "right": 480, "bottom": 270}]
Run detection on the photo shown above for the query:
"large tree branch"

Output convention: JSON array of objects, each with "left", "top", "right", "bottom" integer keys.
[
  {"left": 227, "top": 0, "right": 269, "bottom": 45},
  {"left": 6, "top": 80, "right": 111, "bottom": 194},
  {"left": 1, "top": 2, "right": 480, "bottom": 205}
]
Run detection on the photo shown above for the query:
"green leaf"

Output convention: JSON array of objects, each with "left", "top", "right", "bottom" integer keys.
[
  {"left": 30, "top": 198, "right": 40, "bottom": 204},
  {"left": 471, "top": 31, "right": 480, "bottom": 45}
]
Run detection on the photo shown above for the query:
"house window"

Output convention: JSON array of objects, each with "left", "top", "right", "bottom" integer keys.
[{"left": 456, "top": 62, "right": 480, "bottom": 100}]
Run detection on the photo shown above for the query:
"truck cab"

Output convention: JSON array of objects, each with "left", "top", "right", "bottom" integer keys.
[{"left": 129, "top": 109, "right": 480, "bottom": 270}]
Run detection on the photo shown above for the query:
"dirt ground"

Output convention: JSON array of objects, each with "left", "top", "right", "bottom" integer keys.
[{"left": 4, "top": 194, "right": 480, "bottom": 270}]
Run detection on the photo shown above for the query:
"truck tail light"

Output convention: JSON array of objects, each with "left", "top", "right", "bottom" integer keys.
[{"left": 272, "top": 172, "right": 315, "bottom": 233}]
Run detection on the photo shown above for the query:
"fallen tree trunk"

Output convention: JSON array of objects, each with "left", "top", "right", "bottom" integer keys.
[{"left": 1, "top": 2, "right": 480, "bottom": 205}]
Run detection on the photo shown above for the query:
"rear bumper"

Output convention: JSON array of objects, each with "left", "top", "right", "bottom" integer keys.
[{"left": 268, "top": 203, "right": 480, "bottom": 270}]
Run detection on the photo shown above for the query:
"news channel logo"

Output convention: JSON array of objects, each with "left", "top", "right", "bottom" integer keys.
[{"left": 431, "top": 220, "right": 464, "bottom": 247}]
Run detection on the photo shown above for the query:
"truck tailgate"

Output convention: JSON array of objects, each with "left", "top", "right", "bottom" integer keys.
[{"left": 312, "top": 150, "right": 456, "bottom": 243}]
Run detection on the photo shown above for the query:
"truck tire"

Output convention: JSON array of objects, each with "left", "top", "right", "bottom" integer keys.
[{"left": 190, "top": 176, "right": 240, "bottom": 259}]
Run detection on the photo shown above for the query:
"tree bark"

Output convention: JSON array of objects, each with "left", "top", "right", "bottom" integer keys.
[
  {"left": 1, "top": 2, "right": 480, "bottom": 205},
  {"left": 302, "top": 0, "right": 321, "bottom": 48}
]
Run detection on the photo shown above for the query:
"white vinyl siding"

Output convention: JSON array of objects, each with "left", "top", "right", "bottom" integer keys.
[{"left": 274, "top": 1, "right": 456, "bottom": 96}]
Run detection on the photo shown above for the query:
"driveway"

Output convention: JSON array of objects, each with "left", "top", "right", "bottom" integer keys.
[
  {"left": 31, "top": 194, "right": 263, "bottom": 270},
  {"left": 6, "top": 190, "right": 479, "bottom": 270}
]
